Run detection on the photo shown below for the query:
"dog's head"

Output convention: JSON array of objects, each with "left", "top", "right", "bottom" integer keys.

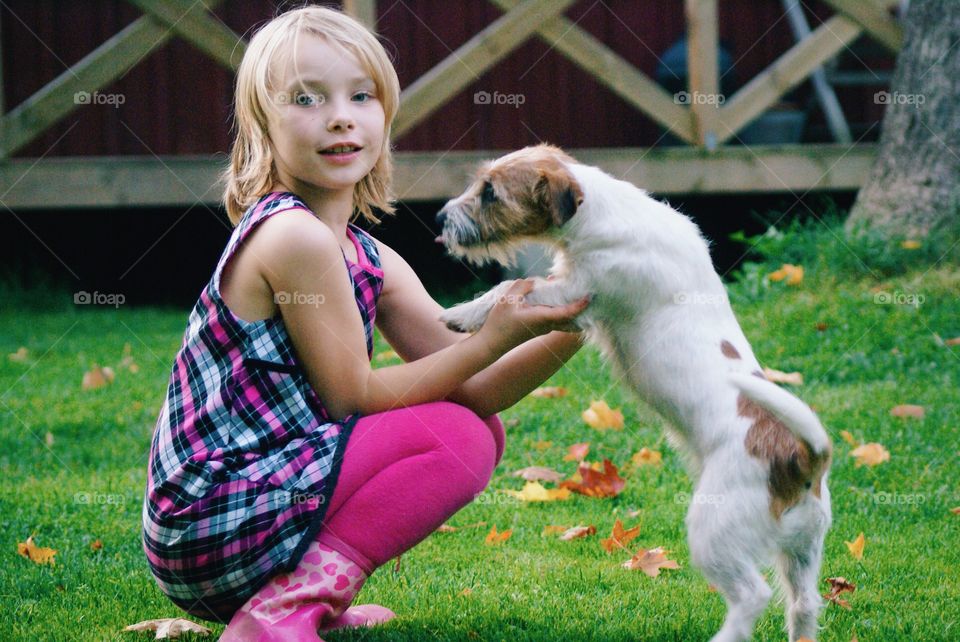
[{"left": 436, "top": 144, "right": 583, "bottom": 265}]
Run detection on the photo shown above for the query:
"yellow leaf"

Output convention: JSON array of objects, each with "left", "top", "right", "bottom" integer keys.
[
  {"left": 503, "top": 481, "right": 571, "bottom": 502},
  {"left": 563, "top": 442, "right": 590, "bottom": 461},
  {"left": 532, "top": 440, "right": 553, "bottom": 451},
  {"left": 582, "top": 400, "right": 624, "bottom": 430},
  {"left": 762, "top": 367, "right": 804, "bottom": 385},
  {"left": 851, "top": 443, "right": 890, "bottom": 467},
  {"left": 601, "top": 519, "right": 641, "bottom": 553},
  {"left": 622, "top": 547, "right": 680, "bottom": 577},
  {"left": 559, "top": 525, "right": 597, "bottom": 540},
  {"left": 530, "top": 386, "right": 568, "bottom": 398},
  {"left": 845, "top": 532, "right": 865, "bottom": 560},
  {"left": 901, "top": 239, "right": 922, "bottom": 249},
  {"left": 122, "top": 618, "right": 211, "bottom": 638},
  {"left": 769, "top": 263, "right": 804, "bottom": 286},
  {"left": 631, "top": 447, "right": 662, "bottom": 467},
  {"left": 484, "top": 525, "right": 512, "bottom": 545},
  {"left": 890, "top": 404, "right": 925, "bottom": 419},
  {"left": 8, "top": 347, "right": 29, "bottom": 363},
  {"left": 17, "top": 535, "right": 56, "bottom": 566},
  {"left": 374, "top": 349, "right": 399, "bottom": 362},
  {"left": 839, "top": 430, "right": 858, "bottom": 447}
]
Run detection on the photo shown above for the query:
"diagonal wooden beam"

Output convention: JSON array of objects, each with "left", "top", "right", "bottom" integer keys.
[
  {"left": 125, "top": 0, "right": 246, "bottom": 71},
  {"left": 716, "top": 15, "right": 863, "bottom": 145},
  {"left": 394, "top": 0, "right": 577, "bottom": 138},
  {"left": 0, "top": 0, "right": 225, "bottom": 158},
  {"left": 490, "top": 0, "right": 697, "bottom": 144},
  {"left": 821, "top": 0, "right": 903, "bottom": 53}
]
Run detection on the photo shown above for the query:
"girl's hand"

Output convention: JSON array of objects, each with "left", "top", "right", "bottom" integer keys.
[{"left": 477, "top": 279, "right": 590, "bottom": 354}]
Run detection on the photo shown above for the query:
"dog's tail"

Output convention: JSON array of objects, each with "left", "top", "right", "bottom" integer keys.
[{"left": 729, "top": 372, "right": 831, "bottom": 456}]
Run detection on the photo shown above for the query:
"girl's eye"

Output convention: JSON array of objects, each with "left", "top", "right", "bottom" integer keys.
[
  {"left": 352, "top": 91, "right": 373, "bottom": 103},
  {"left": 293, "top": 91, "right": 322, "bottom": 106}
]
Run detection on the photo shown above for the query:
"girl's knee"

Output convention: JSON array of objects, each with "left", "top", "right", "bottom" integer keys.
[{"left": 423, "top": 402, "right": 500, "bottom": 485}]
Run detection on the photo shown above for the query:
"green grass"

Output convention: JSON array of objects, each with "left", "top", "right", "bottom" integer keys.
[{"left": 2, "top": 222, "right": 959, "bottom": 641}]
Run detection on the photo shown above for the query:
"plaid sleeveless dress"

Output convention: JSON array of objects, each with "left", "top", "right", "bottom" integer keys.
[{"left": 141, "top": 192, "right": 383, "bottom": 622}]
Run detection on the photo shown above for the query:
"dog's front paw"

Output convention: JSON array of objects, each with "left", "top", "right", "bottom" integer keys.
[{"left": 439, "top": 305, "right": 485, "bottom": 333}]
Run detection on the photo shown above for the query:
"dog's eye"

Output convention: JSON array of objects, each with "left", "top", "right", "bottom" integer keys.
[{"left": 480, "top": 181, "right": 497, "bottom": 205}]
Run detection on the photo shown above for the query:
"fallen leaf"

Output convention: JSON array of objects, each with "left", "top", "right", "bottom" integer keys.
[
  {"left": 82, "top": 365, "right": 115, "bottom": 390},
  {"left": 559, "top": 525, "right": 597, "bottom": 540},
  {"left": 601, "top": 519, "right": 641, "bottom": 552},
  {"left": 542, "top": 524, "right": 569, "bottom": 536},
  {"left": 532, "top": 440, "right": 553, "bottom": 451},
  {"left": 484, "top": 525, "right": 512, "bottom": 545},
  {"left": 622, "top": 547, "right": 680, "bottom": 577},
  {"left": 823, "top": 577, "right": 856, "bottom": 609},
  {"left": 582, "top": 400, "right": 624, "bottom": 430},
  {"left": 945, "top": 336, "right": 960, "bottom": 347},
  {"left": 839, "top": 430, "right": 858, "bottom": 447},
  {"left": 436, "top": 524, "right": 458, "bottom": 533},
  {"left": 631, "top": 447, "right": 662, "bottom": 467},
  {"left": 851, "top": 443, "right": 890, "bottom": 467},
  {"left": 762, "top": 367, "right": 804, "bottom": 385},
  {"left": 8, "top": 347, "right": 28, "bottom": 362},
  {"left": 458, "top": 587, "right": 473, "bottom": 597},
  {"left": 949, "top": 507, "right": 960, "bottom": 515},
  {"left": 845, "top": 532, "right": 865, "bottom": 560},
  {"left": 900, "top": 239, "right": 921, "bottom": 250},
  {"left": 45, "top": 432, "right": 55, "bottom": 447},
  {"left": 374, "top": 349, "right": 399, "bottom": 362},
  {"left": 17, "top": 535, "right": 56, "bottom": 566},
  {"left": 118, "top": 343, "right": 140, "bottom": 373},
  {"left": 814, "top": 322, "right": 829, "bottom": 332},
  {"left": 90, "top": 539, "right": 103, "bottom": 551},
  {"left": 511, "top": 466, "right": 565, "bottom": 483},
  {"left": 769, "top": 263, "right": 804, "bottom": 286},
  {"left": 890, "top": 404, "right": 924, "bottom": 419},
  {"left": 563, "top": 442, "right": 590, "bottom": 462},
  {"left": 560, "top": 459, "right": 625, "bottom": 498},
  {"left": 530, "top": 386, "right": 568, "bottom": 398},
  {"left": 122, "top": 618, "right": 211, "bottom": 638},
  {"left": 504, "top": 481, "right": 571, "bottom": 502}
]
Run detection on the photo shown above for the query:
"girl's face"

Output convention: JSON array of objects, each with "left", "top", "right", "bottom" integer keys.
[{"left": 268, "top": 34, "right": 386, "bottom": 201}]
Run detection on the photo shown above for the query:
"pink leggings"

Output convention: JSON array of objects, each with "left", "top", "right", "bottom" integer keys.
[{"left": 312, "top": 401, "right": 505, "bottom": 574}]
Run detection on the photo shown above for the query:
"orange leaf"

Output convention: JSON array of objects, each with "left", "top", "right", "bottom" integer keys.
[
  {"left": 839, "top": 430, "right": 859, "bottom": 447},
  {"left": 122, "top": 618, "right": 212, "bottom": 638},
  {"left": 90, "top": 539, "right": 103, "bottom": 551},
  {"left": 845, "top": 532, "right": 865, "bottom": 560},
  {"left": 503, "top": 481, "right": 571, "bottom": 502},
  {"left": 622, "top": 547, "right": 680, "bottom": 577},
  {"left": 631, "top": 447, "right": 662, "bottom": 467},
  {"left": 542, "top": 525, "right": 569, "bottom": 536},
  {"left": 762, "top": 367, "right": 804, "bottom": 385},
  {"left": 949, "top": 507, "right": 960, "bottom": 515},
  {"left": 559, "top": 525, "right": 597, "bottom": 541},
  {"left": 511, "top": 466, "right": 565, "bottom": 483},
  {"left": 945, "top": 336, "right": 960, "bottom": 347},
  {"left": 581, "top": 400, "right": 624, "bottom": 430},
  {"left": 601, "top": 519, "right": 641, "bottom": 553},
  {"left": 890, "top": 404, "right": 925, "bottom": 419},
  {"left": 530, "top": 386, "right": 568, "bottom": 398},
  {"left": 82, "top": 365, "right": 115, "bottom": 390},
  {"left": 560, "top": 459, "right": 625, "bottom": 498},
  {"left": 851, "top": 443, "right": 890, "bottom": 467},
  {"left": 484, "top": 525, "right": 512, "bottom": 545},
  {"left": 532, "top": 440, "right": 553, "bottom": 451},
  {"left": 769, "top": 263, "right": 804, "bottom": 285},
  {"left": 17, "top": 535, "right": 56, "bottom": 566},
  {"left": 563, "top": 442, "right": 590, "bottom": 462},
  {"left": 823, "top": 577, "right": 856, "bottom": 610},
  {"left": 457, "top": 587, "right": 473, "bottom": 597},
  {"left": 8, "top": 347, "right": 28, "bottom": 363}
]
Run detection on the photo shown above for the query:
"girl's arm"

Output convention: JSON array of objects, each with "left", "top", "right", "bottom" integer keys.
[
  {"left": 374, "top": 241, "right": 588, "bottom": 417},
  {"left": 258, "top": 212, "right": 581, "bottom": 421}
]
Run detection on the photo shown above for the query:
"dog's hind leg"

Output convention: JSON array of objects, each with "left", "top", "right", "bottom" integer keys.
[{"left": 776, "top": 508, "right": 829, "bottom": 641}]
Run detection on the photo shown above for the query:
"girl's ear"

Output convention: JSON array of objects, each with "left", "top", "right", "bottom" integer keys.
[{"left": 536, "top": 168, "right": 584, "bottom": 226}]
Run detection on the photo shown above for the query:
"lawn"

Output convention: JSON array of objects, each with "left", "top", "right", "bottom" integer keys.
[{"left": 2, "top": 221, "right": 958, "bottom": 641}]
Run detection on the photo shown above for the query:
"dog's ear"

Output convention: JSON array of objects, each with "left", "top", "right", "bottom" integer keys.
[{"left": 536, "top": 167, "right": 583, "bottom": 226}]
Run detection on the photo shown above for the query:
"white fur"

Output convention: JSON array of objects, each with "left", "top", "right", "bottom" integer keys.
[{"left": 440, "top": 157, "right": 832, "bottom": 642}]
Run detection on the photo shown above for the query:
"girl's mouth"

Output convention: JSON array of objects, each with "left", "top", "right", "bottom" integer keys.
[{"left": 318, "top": 145, "right": 363, "bottom": 165}]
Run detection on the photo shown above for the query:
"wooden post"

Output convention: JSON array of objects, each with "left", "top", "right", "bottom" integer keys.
[
  {"left": 343, "top": 0, "right": 378, "bottom": 31},
  {"left": 685, "top": 0, "right": 720, "bottom": 150}
]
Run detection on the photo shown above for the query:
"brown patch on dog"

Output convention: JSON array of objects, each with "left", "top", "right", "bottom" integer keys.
[
  {"left": 721, "top": 340, "right": 741, "bottom": 360},
  {"left": 464, "top": 145, "right": 584, "bottom": 244},
  {"left": 738, "top": 393, "right": 830, "bottom": 519}
]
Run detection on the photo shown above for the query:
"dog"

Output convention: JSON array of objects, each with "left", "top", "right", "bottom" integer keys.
[{"left": 436, "top": 144, "right": 832, "bottom": 642}]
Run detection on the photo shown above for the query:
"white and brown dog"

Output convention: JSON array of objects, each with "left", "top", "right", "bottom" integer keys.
[{"left": 437, "top": 145, "right": 832, "bottom": 642}]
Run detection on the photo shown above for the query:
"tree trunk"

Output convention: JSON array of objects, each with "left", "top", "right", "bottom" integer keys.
[{"left": 845, "top": 0, "right": 960, "bottom": 238}]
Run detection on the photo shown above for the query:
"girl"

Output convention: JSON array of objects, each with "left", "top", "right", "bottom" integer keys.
[{"left": 141, "top": 6, "right": 588, "bottom": 641}]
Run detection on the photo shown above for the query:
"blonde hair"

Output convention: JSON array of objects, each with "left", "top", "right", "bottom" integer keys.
[{"left": 222, "top": 5, "right": 400, "bottom": 225}]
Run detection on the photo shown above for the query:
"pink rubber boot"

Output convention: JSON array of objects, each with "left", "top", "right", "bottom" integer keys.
[{"left": 219, "top": 542, "right": 395, "bottom": 641}]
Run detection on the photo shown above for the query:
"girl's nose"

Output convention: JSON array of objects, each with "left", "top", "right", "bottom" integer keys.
[{"left": 327, "top": 103, "right": 355, "bottom": 132}]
